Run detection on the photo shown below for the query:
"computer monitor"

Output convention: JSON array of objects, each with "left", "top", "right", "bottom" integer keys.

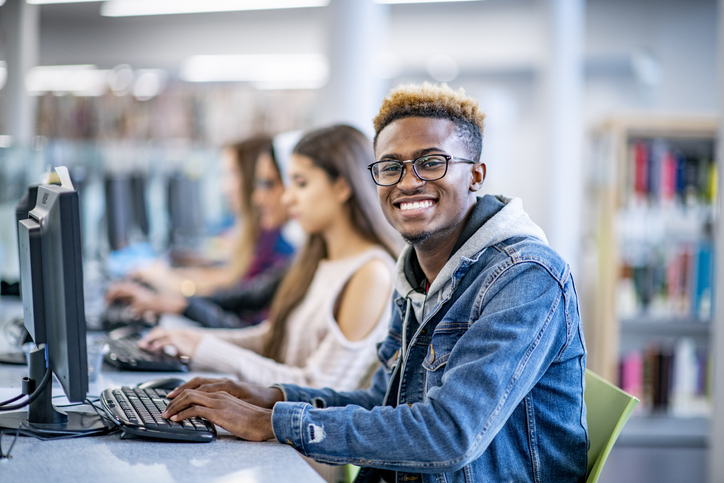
[
  {"left": 104, "top": 172, "right": 150, "bottom": 251},
  {"left": 0, "top": 182, "right": 107, "bottom": 436},
  {"left": 166, "top": 171, "right": 203, "bottom": 250},
  {"left": 15, "top": 185, "right": 45, "bottom": 345}
]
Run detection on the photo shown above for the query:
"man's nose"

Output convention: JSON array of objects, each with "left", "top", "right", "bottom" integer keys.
[{"left": 397, "top": 162, "right": 425, "bottom": 191}]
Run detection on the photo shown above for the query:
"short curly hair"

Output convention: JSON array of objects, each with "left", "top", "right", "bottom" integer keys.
[{"left": 373, "top": 82, "right": 486, "bottom": 162}]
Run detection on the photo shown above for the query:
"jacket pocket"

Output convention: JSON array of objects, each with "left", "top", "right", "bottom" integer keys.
[{"left": 421, "top": 322, "right": 469, "bottom": 389}]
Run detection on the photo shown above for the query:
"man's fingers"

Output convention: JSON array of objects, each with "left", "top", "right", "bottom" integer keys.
[
  {"left": 168, "top": 377, "right": 214, "bottom": 398},
  {"left": 169, "top": 405, "right": 208, "bottom": 422},
  {"left": 163, "top": 389, "right": 208, "bottom": 417}
]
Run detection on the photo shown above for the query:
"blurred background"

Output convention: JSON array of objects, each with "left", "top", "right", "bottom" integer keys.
[{"left": 0, "top": 1, "right": 722, "bottom": 482}]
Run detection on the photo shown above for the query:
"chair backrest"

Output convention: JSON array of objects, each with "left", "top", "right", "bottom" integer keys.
[{"left": 585, "top": 368, "right": 639, "bottom": 483}]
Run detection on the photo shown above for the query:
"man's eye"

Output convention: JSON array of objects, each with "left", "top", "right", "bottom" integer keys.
[
  {"left": 380, "top": 163, "right": 401, "bottom": 173},
  {"left": 418, "top": 157, "right": 444, "bottom": 169}
]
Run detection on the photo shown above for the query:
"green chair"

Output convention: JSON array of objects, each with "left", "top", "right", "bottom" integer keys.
[
  {"left": 584, "top": 368, "right": 639, "bottom": 483},
  {"left": 347, "top": 369, "right": 638, "bottom": 483}
]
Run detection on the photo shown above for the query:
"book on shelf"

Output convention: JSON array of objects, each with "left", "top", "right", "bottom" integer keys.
[
  {"left": 616, "top": 240, "right": 714, "bottom": 321},
  {"left": 620, "top": 338, "right": 711, "bottom": 417},
  {"left": 625, "top": 138, "right": 717, "bottom": 207}
]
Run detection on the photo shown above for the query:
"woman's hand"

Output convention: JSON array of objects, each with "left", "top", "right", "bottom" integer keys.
[
  {"left": 131, "top": 261, "right": 175, "bottom": 292},
  {"left": 138, "top": 327, "right": 203, "bottom": 357},
  {"left": 162, "top": 389, "right": 276, "bottom": 441},
  {"left": 167, "top": 377, "right": 284, "bottom": 409},
  {"left": 105, "top": 281, "right": 188, "bottom": 317}
]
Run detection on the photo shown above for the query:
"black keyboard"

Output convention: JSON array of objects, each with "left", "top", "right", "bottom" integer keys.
[
  {"left": 105, "top": 337, "right": 189, "bottom": 372},
  {"left": 101, "top": 386, "right": 216, "bottom": 442}
]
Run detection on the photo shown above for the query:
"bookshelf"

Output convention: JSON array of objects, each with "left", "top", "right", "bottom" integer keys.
[{"left": 583, "top": 115, "right": 718, "bottom": 446}]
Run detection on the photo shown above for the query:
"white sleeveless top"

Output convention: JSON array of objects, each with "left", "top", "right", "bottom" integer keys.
[{"left": 191, "top": 246, "right": 395, "bottom": 391}]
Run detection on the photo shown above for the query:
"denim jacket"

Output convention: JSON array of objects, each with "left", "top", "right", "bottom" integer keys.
[{"left": 272, "top": 195, "right": 588, "bottom": 483}]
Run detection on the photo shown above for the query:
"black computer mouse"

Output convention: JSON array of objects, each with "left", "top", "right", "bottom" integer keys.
[{"left": 136, "top": 377, "right": 186, "bottom": 391}]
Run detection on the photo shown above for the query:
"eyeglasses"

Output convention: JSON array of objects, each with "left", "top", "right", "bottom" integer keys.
[{"left": 367, "top": 154, "right": 475, "bottom": 187}]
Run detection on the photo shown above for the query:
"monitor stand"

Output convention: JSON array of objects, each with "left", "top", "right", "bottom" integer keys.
[{"left": 0, "top": 344, "right": 108, "bottom": 437}]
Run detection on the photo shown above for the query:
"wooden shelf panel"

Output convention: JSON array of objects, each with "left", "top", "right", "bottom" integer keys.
[
  {"left": 619, "top": 318, "right": 711, "bottom": 336},
  {"left": 617, "top": 415, "right": 709, "bottom": 448}
]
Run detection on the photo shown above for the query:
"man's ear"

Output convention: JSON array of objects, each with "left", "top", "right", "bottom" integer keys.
[{"left": 470, "top": 163, "right": 486, "bottom": 192}]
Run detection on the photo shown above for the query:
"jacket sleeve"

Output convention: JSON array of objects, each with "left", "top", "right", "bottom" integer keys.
[
  {"left": 271, "top": 262, "right": 573, "bottom": 473},
  {"left": 273, "top": 358, "right": 392, "bottom": 411}
]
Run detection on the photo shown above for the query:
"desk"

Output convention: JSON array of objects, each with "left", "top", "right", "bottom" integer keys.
[{"left": 0, "top": 300, "right": 324, "bottom": 483}]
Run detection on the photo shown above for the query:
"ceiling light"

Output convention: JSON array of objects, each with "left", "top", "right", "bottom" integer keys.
[
  {"left": 25, "top": 65, "right": 109, "bottom": 96},
  {"left": 133, "top": 69, "right": 166, "bottom": 100},
  {"left": 427, "top": 54, "right": 459, "bottom": 82},
  {"left": 375, "top": 0, "right": 482, "bottom": 3},
  {"left": 101, "top": 0, "right": 328, "bottom": 17},
  {"left": 26, "top": 0, "right": 100, "bottom": 4},
  {"left": 180, "top": 54, "right": 329, "bottom": 89},
  {"left": 108, "top": 64, "right": 135, "bottom": 95}
]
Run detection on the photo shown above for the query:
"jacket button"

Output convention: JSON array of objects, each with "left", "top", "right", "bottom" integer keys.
[{"left": 426, "top": 344, "right": 435, "bottom": 364}]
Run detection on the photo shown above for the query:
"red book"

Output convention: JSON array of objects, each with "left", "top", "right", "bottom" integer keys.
[
  {"left": 660, "top": 151, "right": 676, "bottom": 202},
  {"left": 634, "top": 141, "right": 649, "bottom": 195}
]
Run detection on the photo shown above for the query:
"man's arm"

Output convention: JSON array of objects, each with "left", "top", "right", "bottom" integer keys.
[
  {"left": 161, "top": 336, "right": 394, "bottom": 438},
  {"left": 274, "top": 360, "right": 392, "bottom": 410},
  {"left": 162, "top": 263, "right": 576, "bottom": 472},
  {"left": 272, "top": 263, "right": 573, "bottom": 472}
]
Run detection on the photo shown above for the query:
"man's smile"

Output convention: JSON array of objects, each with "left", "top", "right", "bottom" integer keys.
[{"left": 397, "top": 199, "right": 437, "bottom": 212}]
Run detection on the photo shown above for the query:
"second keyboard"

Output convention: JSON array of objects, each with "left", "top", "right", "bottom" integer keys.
[{"left": 101, "top": 386, "right": 216, "bottom": 442}]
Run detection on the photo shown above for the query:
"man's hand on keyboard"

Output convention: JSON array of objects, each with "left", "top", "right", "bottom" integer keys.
[
  {"left": 162, "top": 388, "right": 276, "bottom": 441},
  {"left": 167, "top": 377, "right": 284, "bottom": 409}
]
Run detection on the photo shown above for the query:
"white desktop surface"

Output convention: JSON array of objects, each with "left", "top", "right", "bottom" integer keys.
[{"left": 0, "top": 298, "right": 324, "bottom": 483}]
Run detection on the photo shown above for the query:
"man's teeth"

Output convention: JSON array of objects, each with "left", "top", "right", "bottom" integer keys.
[{"left": 399, "top": 200, "right": 434, "bottom": 211}]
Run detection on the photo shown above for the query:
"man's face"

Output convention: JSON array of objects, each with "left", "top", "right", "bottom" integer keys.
[{"left": 374, "top": 116, "right": 482, "bottom": 247}]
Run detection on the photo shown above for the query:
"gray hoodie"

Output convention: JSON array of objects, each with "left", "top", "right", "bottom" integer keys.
[{"left": 394, "top": 194, "right": 548, "bottom": 324}]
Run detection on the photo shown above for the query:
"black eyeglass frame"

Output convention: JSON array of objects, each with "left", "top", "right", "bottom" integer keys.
[{"left": 367, "top": 154, "right": 475, "bottom": 186}]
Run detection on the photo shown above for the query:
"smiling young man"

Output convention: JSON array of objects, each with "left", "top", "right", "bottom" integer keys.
[{"left": 162, "top": 83, "right": 589, "bottom": 483}]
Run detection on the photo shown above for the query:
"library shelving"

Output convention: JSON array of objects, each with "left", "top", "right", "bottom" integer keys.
[{"left": 583, "top": 115, "right": 718, "bottom": 447}]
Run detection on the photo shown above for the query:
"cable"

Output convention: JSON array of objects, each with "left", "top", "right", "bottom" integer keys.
[
  {"left": 0, "top": 367, "right": 52, "bottom": 412},
  {"left": 0, "top": 400, "right": 119, "bottom": 460},
  {"left": 84, "top": 398, "right": 117, "bottom": 427},
  {"left": 0, "top": 394, "right": 25, "bottom": 407},
  {"left": 0, "top": 428, "right": 21, "bottom": 460}
]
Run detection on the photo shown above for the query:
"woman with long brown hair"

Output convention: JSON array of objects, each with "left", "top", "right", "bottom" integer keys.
[
  {"left": 106, "top": 135, "right": 296, "bottom": 327},
  {"left": 138, "top": 124, "right": 400, "bottom": 392}
]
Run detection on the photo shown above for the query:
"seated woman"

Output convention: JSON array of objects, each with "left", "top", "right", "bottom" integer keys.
[
  {"left": 108, "top": 135, "right": 295, "bottom": 327},
  {"left": 112, "top": 125, "right": 400, "bottom": 391}
]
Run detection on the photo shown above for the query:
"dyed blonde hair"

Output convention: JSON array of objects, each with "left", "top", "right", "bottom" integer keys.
[{"left": 373, "top": 82, "right": 486, "bottom": 162}]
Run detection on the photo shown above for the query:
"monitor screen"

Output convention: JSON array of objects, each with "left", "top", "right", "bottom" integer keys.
[
  {"left": 0, "top": 178, "right": 107, "bottom": 436},
  {"left": 166, "top": 171, "right": 203, "bottom": 250},
  {"left": 104, "top": 172, "right": 150, "bottom": 252}
]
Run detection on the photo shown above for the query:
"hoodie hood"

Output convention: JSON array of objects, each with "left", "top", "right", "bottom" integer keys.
[{"left": 394, "top": 194, "right": 548, "bottom": 323}]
